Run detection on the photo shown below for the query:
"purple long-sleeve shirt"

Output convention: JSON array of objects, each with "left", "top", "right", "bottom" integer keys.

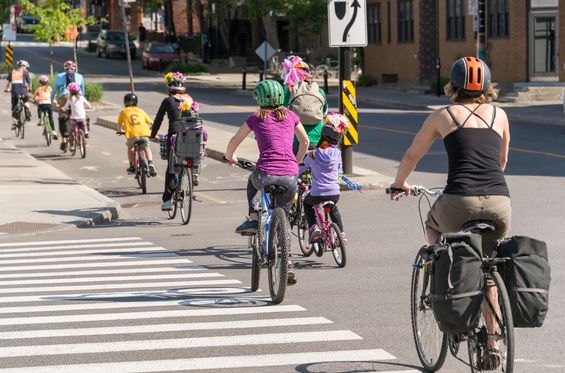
[{"left": 303, "top": 146, "right": 341, "bottom": 196}]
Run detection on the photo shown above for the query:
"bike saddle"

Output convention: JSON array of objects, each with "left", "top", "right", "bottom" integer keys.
[
  {"left": 462, "top": 220, "right": 496, "bottom": 233},
  {"left": 264, "top": 185, "right": 287, "bottom": 195}
]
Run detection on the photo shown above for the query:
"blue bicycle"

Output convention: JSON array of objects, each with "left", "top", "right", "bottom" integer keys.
[{"left": 233, "top": 159, "right": 290, "bottom": 304}]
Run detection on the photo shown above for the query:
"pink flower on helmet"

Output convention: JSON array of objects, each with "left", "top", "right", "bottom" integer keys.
[{"left": 281, "top": 55, "right": 312, "bottom": 88}]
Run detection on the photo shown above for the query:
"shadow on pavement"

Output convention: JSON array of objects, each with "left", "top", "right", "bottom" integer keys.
[{"left": 296, "top": 361, "right": 425, "bottom": 373}]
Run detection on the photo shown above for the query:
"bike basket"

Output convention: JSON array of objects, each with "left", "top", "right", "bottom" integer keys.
[{"left": 159, "top": 137, "right": 168, "bottom": 160}]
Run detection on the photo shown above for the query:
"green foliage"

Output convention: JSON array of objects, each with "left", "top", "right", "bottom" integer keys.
[
  {"left": 356, "top": 74, "right": 377, "bottom": 87},
  {"left": 430, "top": 77, "right": 450, "bottom": 96},
  {"left": 84, "top": 82, "right": 103, "bottom": 102},
  {"left": 164, "top": 63, "right": 209, "bottom": 75},
  {"left": 245, "top": 0, "right": 326, "bottom": 35},
  {"left": 0, "top": 0, "right": 10, "bottom": 24}
]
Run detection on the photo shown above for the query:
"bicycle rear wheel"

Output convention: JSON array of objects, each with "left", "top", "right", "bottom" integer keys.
[
  {"left": 411, "top": 252, "right": 448, "bottom": 371},
  {"left": 267, "top": 207, "right": 289, "bottom": 304},
  {"left": 180, "top": 166, "right": 193, "bottom": 225},
  {"left": 14, "top": 121, "right": 20, "bottom": 137},
  {"left": 329, "top": 222, "right": 346, "bottom": 267},
  {"left": 167, "top": 176, "right": 178, "bottom": 220},
  {"left": 79, "top": 131, "right": 86, "bottom": 158},
  {"left": 43, "top": 115, "right": 52, "bottom": 146},
  {"left": 69, "top": 132, "right": 77, "bottom": 156},
  {"left": 138, "top": 156, "right": 147, "bottom": 194},
  {"left": 250, "top": 234, "right": 261, "bottom": 292},
  {"left": 468, "top": 271, "right": 514, "bottom": 373},
  {"left": 19, "top": 110, "right": 26, "bottom": 139}
]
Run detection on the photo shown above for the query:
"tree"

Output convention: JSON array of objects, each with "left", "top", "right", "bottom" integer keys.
[{"left": 20, "top": 0, "right": 95, "bottom": 74}]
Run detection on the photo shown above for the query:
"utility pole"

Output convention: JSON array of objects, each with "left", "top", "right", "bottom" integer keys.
[
  {"left": 435, "top": 0, "right": 441, "bottom": 97},
  {"left": 120, "top": 0, "right": 135, "bottom": 93},
  {"left": 339, "top": 47, "right": 352, "bottom": 174}
]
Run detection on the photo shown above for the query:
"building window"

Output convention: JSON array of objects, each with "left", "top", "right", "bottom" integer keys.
[
  {"left": 397, "top": 0, "right": 414, "bottom": 42},
  {"left": 367, "top": 4, "right": 382, "bottom": 44},
  {"left": 446, "top": 0, "right": 465, "bottom": 40},
  {"left": 387, "top": 1, "right": 391, "bottom": 44},
  {"left": 488, "top": 0, "right": 509, "bottom": 37}
]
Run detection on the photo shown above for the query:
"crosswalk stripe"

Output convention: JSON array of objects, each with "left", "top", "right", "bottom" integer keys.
[
  {"left": 0, "top": 241, "right": 154, "bottom": 255},
  {"left": 0, "top": 246, "right": 172, "bottom": 259},
  {"left": 0, "top": 237, "right": 141, "bottom": 248},
  {"left": 0, "top": 279, "right": 242, "bottom": 302},
  {"left": 0, "top": 304, "right": 305, "bottom": 326},
  {"left": 0, "top": 317, "right": 332, "bottom": 340},
  {"left": 0, "top": 272, "right": 223, "bottom": 287},
  {"left": 0, "top": 349, "right": 396, "bottom": 372},
  {"left": 0, "top": 330, "right": 361, "bottom": 357},
  {"left": 0, "top": 248, "right": 176, "bottom": 265},
  {"left": 0, "top": 265, "right": 206, "bottom": 280},
  {"left": 0, "top": 258, "right": 194, "bottom": 272}
]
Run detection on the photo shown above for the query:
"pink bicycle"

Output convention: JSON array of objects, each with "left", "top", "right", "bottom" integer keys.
[
  {"left": 67, "top": 119, "right": 87, "bottom": 158},
  {"left": 310, "top": 199, "right": 346, "bottom": 267}
]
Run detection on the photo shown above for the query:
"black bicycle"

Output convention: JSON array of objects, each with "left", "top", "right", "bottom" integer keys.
[
  {"left": 388, "top": 185, "right": 514, "bottom": 373},
  {"left": 13, "top": 95, "right": 28, "bottom": 139},
  {"left": 166, "top": 134, "right": 194, "bottom": 225},
  {"left": 288, "top": 168, "right": 311, "bottom": 256}
]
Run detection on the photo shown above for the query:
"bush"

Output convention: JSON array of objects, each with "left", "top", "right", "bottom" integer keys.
[
  {"left": 356, "top": 73, "right": 377, "bottom": 87},
  {"left": 164, "top": 63, "right": 209, "bottom": 75},
  {"left": 430, "top": 76, "right": 450, "bottom": 96},
  {"left": 84, "top": 82, "right": 103, "bottom": 102}
]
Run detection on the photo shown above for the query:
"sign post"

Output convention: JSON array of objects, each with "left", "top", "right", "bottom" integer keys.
[
  {"left": 255, "top": 41, "right": 275, "bottom": 80},
  {"left": 120, "top": 0, "right": 136, "bottom": 93},
  {"left": 327, "top": 0, "right": 367, "bottom": 174}
]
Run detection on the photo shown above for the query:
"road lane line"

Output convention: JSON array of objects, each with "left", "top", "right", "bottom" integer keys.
[
  {"left": 0, "top": 349, "right": 395, "bottom": 372},
  {"left": 0, "top": 241, "right": 154, "bottom": 254},
  {"left": 0, "top": 272, "right": 224, "bottom": 287},
  {"left": 122, "top": 160, "right": 129, "bottom": 164},
  {"left": 0, "top": 237, "right": 142, "bottom": 248},
  {"left": 0, "top": 317, "right": 331, "bottom": 340},
  {"left": 194, "top": 192, "right": 226, "bottom": 204},
  {"left": 0, "top": 258, "right": 194, "bottom": 273},
  {"left": 157, "top": 175, "right": 165, "bottom": 180},
  {"left": 0, "top": 330, "right": 360, "bottom": 358},
  {"left": 0, "top": 265, "right": 207, "bottom": 280},
  {"left": 0, "top": 304, "right": 304, "bottom": 326},
  {"left": 101, "top": 151, "right": 111, "bottom": 156},
  {"left": 0, "top": 279, "right": 241, "bottom": 298},
  {"left": 0, "top": 245, "right": 165, "bottom": 258}
]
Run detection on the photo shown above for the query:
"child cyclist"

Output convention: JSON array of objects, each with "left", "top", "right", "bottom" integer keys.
[
  {"left": 117, "top": 93, "right": 157, "bottom": 176},
  {"left": 302, "top": 113, "right": 350, "bottom": 244},
  {"left": 32, "top": 75, "right": 56, "bottom": 139},
  {"left": 61, "top": 82, "right": 91, "bottom": 151},
  {"left": 225, "top": 79, "right": 310, "bottom": 285}
]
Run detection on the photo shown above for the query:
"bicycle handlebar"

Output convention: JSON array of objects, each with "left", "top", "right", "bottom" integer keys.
[
  {"left": 386, "top": 185, "right": 443, "bottom": 197},
  {"left": 222, "top": 156, "right": 256, "bottom": 170}
]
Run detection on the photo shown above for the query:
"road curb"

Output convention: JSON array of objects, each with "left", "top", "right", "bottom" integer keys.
[{"left": 75, "top": 203, "right": 122, "bottom": 228}]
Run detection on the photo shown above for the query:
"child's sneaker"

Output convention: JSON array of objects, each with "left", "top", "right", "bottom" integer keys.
[
  {"left": 52, "top": 131, "right": 58, "bottom": 140},
  {"left": 37, "top": 121, "right": 42, "bottom": 126},
  {"left": 192, "top": 174, "right": 199, "bottom": 186},
  {"left": 340, "top": 231, "right": 348, "bottom": 245},
  {"left": 126, "top": 165, "right": 135, "bottom": 174},
  {"left": 287, "top": 261, "right": 297, "bottom": 285},
  {"left": 309, "top": 224, "right": 321, "bottom": 243},
  {"left": 148, "top": 162, "right": 157, "bottom": 177},
  {"left": 235, "top": 217, "right": 258, "bottom": 235},
  {"left": 84, "top": 132, "right": 89, "bottom": 138}
]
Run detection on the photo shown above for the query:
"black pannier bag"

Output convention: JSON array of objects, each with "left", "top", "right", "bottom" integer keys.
[
  {"left": 496, "top": 236, "right": 550, "bottom": 328},
  {"left": 431, "top": 233, "right": 484, "bottom": 335}
]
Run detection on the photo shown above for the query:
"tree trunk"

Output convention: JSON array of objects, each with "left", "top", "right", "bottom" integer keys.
[
  {"left": 186, "top": 0, "right": 193, "bottom": 36},
  {"left": 261, "top": 14, "right": 279, "bottom": 50}
]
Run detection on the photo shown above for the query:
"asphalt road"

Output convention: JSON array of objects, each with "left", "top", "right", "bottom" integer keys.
[{"left": 0, "top": 36, "right": 564, "bottom": 372}]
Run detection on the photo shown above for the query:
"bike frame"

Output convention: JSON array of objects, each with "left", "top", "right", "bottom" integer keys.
[
  {"left": 132, "top": 143, "right": 147, "bottom": 172},
  {"left": 69, "top": 120, "right": 85, "bottom": 144},
  {"left": 259, "top": 190, "right": 274, "bottom": 259}
]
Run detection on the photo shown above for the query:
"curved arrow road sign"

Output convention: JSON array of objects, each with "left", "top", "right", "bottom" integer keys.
[{"left": 328, "top": 0, "right": 367, "bottom": 47}]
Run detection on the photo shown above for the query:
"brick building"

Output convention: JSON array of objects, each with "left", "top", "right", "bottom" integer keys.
[{"left": 364, "top": 0, "right": 562, "bottom": 85}]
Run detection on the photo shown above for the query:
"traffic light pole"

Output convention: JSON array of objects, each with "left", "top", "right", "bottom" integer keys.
[
  {"left": 477, "top": 0, "right": 486, "bottom": 60},
  {"left": 120, "top": 0, "right": 135, "bottom": 93},
  {"left": 339, "top": 46, "right": 353, "bottom": 175}
]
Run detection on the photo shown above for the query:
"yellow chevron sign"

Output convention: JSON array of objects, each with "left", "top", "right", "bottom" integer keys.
[
  {"left": 341, "top": 80, "right": 358, "bottom": 145},
  {"left": 5, "top": 44, "right": 13, "bottom": 66}
]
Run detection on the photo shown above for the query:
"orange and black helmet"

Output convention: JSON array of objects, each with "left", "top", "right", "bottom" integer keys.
[{"left": 449, "top": 57, "right": 491, "bottom": 94}]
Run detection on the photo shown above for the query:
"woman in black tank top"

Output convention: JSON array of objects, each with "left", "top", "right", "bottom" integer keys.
[{"left": 389, "top": 57, "right": 511, "bottom": 254}]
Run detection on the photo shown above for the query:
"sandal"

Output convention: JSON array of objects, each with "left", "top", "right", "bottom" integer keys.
[{"left": 482, "top": 347, "right": 502, "bottom": 370}]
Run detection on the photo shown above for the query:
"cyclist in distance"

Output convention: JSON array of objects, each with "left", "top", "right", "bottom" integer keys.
[
  {"left": 117, "top": 93, "right": 157, "bottom": 176},
  {"left": 32, "top": 75, "right": 55, "bottom": 137},
  {"left": 150, "top": 72, "right": 200, "bottom": 211},
  {"left": 389, "top": 57, "right": 511, "bottom": 360},
  {"left": 302, "top": 113, "right": 349, "bottom": 244},
  {"left": 225, "top": 79, "right": 310, "bottom": 284},
  {"left": 52, "top": 60, "right": 85, "bottom": 150},
  {"left": 61, "top": 82, "right": 91, "bottom": 152},
  {"left": 281, "top": 55, "right": 327, "bottom": 155},
  {"left": 4, "top": 60, "right": 32, "bottom": 129}
]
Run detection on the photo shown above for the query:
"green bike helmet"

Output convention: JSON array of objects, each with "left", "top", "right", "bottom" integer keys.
[{"left": 253, "top": 80, "right": 284, "bottom": 108}]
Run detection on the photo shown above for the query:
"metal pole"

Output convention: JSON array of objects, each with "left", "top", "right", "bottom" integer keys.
[
  {"left": 120, "top": 0, "right": 135, "bottom": 93},
  {"left": 339, "top": 47, "right": 353, "bottom": 175},
  {"left": 435, "top": 0, "right": 441, "bottom": 97},
  {"left": 242, "top": 68, "right": 247, "bottom": 90},
  {"left": 323, "top": 69, "right": 329, "bottom": 94},
  {"left": 477, "top": 0, "right": 486, "bottom": 60}
]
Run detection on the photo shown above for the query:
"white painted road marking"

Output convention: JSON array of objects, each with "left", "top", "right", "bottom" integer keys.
[
  {"left": 0, "top": 237, "right": 141, "bottom": 248},
  {"left": 0, "top": 258, "right": 194, "bottom": 272},
  {"left": 0, "top": 241, "right": 154, "bottom": 255}
]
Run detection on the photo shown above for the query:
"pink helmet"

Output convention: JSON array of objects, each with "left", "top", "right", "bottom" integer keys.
[
  {"left": 68, "top": 82, "right": 81, "bottom": 94},
  {"left": 64, "top": 60, "right": 76, "bottom": 72},
  {"left": 39, "top": 75, "right": 49, "bottom": 85}
]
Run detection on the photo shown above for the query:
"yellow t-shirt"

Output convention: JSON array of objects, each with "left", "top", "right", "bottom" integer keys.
[{"left": 117, "top": 107, "right": 152, "bottom": 139}]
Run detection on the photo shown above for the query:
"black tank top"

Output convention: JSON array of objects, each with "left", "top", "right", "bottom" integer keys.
[{"left": 443, "top": 104, "right": 509, "bottom": 197}]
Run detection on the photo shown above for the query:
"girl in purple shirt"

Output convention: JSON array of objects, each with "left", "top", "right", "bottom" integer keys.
[{"left": 225, "top": 80, "right": 309, "bottom": 284}]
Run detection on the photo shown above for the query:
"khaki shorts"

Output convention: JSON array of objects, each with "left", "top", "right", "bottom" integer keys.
[
  {"left": 127, "top": 136, "right": 150, "bottom": 148},
  {"left": 426, "top": 194, "right": 511, "bottom": 256}
]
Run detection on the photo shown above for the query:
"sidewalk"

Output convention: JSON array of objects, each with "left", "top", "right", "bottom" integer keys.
[{"left": 0, "top": 103, "right": 120, "bottom": 236}]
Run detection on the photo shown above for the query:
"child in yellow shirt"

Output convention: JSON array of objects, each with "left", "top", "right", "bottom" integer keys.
[{"left": 117, "top": 93, "right": 157, "bottom": 176}]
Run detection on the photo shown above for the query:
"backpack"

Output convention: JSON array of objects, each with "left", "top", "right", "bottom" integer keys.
[
  {"left": 496, "top": 236, "right": 550, "bottom": 328},
  {"left": 431, "top": 233, "right": 484, "bottom": 335},
  {"left": 288, "top": 81, "right": 325, "bottom": 125}
]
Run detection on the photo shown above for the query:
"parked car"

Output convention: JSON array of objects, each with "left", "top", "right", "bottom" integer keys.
[
  {"left": 16, "top": 14, "right": 39, "bottom": 33},
  {"left": 96, "top": 30, "right": 136, "bottom": 59},
  {"left": 142, "top": 43, "right": 181, "bottom": 70}
]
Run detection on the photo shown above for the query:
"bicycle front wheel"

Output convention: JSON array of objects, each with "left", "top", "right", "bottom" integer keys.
[
  {"left": 250, "top": 234, "right": 260, "bottom": 292},
  {"left": 468, "top": 271, "right": 514, "bottom": 373},
  {"left": 411, "top": 252, "right": 448, "bottom": 371},
  {"left": 180, "top": 166, "right": 193, "bottom": 225},
  {"left": 267, "top": 207, "right": 289, "bottom": 304},
  {"left": 329, "top": 222, "right": 346, "bottom": 267},
  {"left": 79, "top": 131, "right": 86, "bottom": 158}
]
